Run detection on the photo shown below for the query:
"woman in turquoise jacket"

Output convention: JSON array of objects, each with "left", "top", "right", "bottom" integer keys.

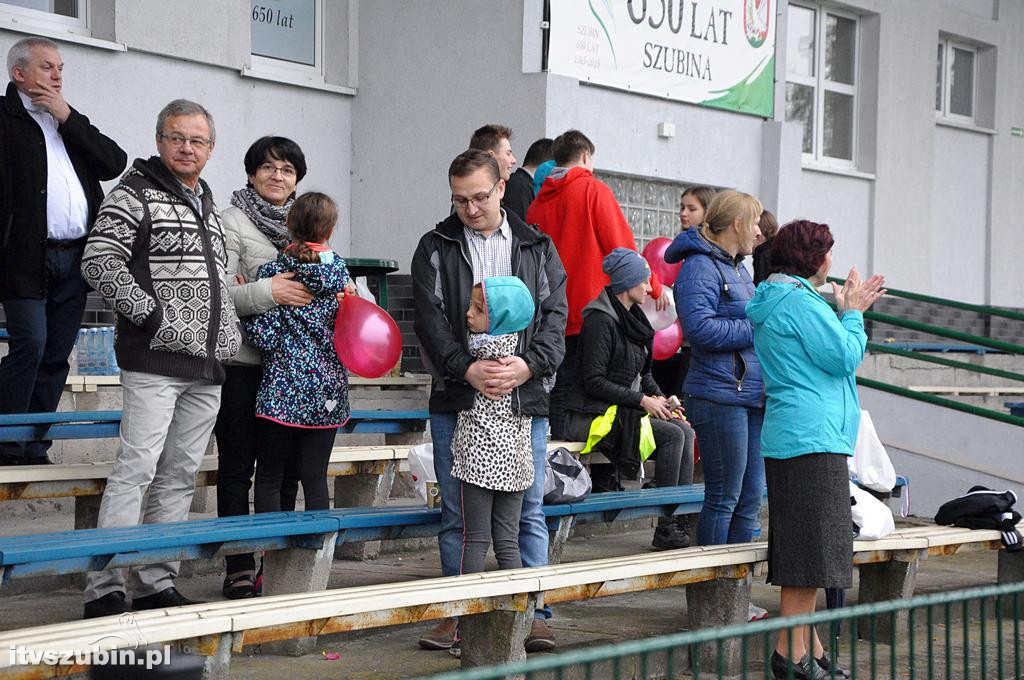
[{"left": 746, "top": 220, "right": 885, "bottom": 680}]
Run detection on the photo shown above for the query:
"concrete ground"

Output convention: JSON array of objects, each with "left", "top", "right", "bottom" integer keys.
[{"left": 0, "top": 515, "right": 1016, "bottom": 679}]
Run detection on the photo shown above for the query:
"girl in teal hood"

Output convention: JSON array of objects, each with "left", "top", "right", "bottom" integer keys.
[{"left": 746, "top": 220, "right": 885, "bottom": 680}]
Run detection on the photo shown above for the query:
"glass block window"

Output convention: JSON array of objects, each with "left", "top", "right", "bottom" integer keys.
[{"left": 595, "top": 171, "right": 688, "bottom": 252}]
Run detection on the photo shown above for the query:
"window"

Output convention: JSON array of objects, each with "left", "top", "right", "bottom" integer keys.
[
  {"left": 785, "top": 3, "right": 859, "bottom": 168},
  {"left": 248, "top": 0, "right": 325, "bottom": 87},
  {"left": 0, "top": 0, "right": 88, "bottom": 35},
  {"left": 936, "top": 39, "right": 977, "bottom": 124}
]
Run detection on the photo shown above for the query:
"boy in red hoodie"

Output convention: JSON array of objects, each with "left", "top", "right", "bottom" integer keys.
[{"left": 526, "top": 129, "right": 664, "bottom": 438}]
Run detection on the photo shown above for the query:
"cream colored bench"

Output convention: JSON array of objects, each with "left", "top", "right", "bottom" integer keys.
[{"left": 2, "top": 522, "right": 1019, "bottom": 678}]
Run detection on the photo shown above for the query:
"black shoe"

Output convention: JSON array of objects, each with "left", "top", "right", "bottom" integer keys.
[
  {"left": 652, "top": 518, "right": 691, "bottom": 550},
  {"left": 84, "top": 591, "right": 129, "bottom": 619},
  {"left": 20, "top": 456, "right": 54, "bottom": 465},
  {"left": 770, "top": 651, "right": 829, "bottom": 680},
  {"left": 132, "top": 587, "right": 203, "bottom": 611},
  {"left": 222, "top": 570, "right": 258, "bottom": 600}
]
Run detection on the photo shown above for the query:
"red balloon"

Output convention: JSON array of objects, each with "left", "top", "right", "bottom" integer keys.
[
  {"left": 652, "top": 320, "right": 683, "bottom": 360},
  {"left": 333, "top": 295, "right": 402, "bottom": 378},
  {"left": 642, "top": 237, "right": 682, "bottom": 287}
]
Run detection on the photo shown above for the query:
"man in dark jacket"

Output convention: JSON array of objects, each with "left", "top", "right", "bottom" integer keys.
[
  {"left": 412, "top": 149, "right": 567, "bottom": 652},
  {"left": 0, "top": 36, "right": 127, "bottom": 465}
]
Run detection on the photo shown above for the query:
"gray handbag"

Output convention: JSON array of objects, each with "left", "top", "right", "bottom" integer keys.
[{"left": 543, "top": 447, "right": 592, "bottom": 504}]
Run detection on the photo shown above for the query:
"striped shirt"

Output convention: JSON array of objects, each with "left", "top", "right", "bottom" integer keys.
[{"left": 463, "top": 211, "right": 513, "bottom": 283}]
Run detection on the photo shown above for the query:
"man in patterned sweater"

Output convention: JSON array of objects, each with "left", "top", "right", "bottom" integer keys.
[{"left": 79, "top": 99, "right": 240, "bottom": 619}]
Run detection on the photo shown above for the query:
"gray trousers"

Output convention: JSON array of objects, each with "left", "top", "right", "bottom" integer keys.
[
  {"left": 458, "top": 481, "right": 524, "bottom": 575},
  {"left": 84, "top": 370, "right": 221, "bottom": 602}
]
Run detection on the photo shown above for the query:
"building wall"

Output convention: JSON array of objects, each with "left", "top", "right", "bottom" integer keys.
[
  {"left": 350, "top": 0, "right": 548, "bottom": 270},
  {"left": 0, "top": 4, "right": 354, "bottom": 253}
]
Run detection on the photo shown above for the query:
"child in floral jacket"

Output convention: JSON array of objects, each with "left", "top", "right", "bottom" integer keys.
[{"left": 244, "top": 192, "right": 350, "bottom": 513}]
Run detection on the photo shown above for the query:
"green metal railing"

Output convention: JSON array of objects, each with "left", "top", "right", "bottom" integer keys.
[
  {"left": 419, "top": 580, "right": 1024, "bottom": 679},
  {"left": 825, "top": 276, "right": 1024, "bottom": 426}
]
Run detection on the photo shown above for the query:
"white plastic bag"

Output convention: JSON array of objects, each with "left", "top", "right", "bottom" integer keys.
[
  {"left": 407, "top": 443, "right": 436, "bottom": 506},
  {"left": 849, "top": 410, "right": 896, "bottom": 492},
  {"left": 850, "top": 481, "right": 895, "bottom": 540},
  {"left": 354, "top": 277, "right": 376, "bottom": 305}
]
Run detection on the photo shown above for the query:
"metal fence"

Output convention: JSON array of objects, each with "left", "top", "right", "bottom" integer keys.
[{"left": 419, "top": 580, "right": 1024, "bottom": 680}]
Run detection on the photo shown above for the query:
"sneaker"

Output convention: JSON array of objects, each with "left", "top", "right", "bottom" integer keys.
[
  {"left": 83, "top": 591, "right": 129, "bottom": 619},
  {"left": 524, "top": 618, "right": 556, "bottom": 653},
  {"left": 748, "top": 603, "right": 769, "bottom": 621},
  {"left": 418, "top": 618, "right": 458, "bottom": 650}
]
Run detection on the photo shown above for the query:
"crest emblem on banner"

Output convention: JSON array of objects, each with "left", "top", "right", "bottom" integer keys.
[{"left": 744, "top": 0, "right": 770, "bottom": 48}]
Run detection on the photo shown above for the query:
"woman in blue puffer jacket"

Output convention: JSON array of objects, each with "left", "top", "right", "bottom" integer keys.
[{"left": 664, "top": 190, "right": 765, "bottom": 556}]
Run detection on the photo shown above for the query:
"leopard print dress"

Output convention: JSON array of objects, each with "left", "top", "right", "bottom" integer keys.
[{"left": 450, "top": 332, "right": 534, "bottom": 492}]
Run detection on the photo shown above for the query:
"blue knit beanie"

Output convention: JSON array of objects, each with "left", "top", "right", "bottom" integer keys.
[
  {"left": 482, "top": 276, "right": 536, "bottom": 335},
  {"left": 603, "top": 248, "right": 650, "bottom": 293}
]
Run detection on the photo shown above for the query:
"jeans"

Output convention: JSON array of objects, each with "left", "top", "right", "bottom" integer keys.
[
  {"left": 0, "top": 243, "right": 89, "bottom": 462},
  {"left": 684, "top": 395, "right": 765, "bottom": 546},
  {"left": 433, "top": 412, "right": 550, "bottom": 618}
]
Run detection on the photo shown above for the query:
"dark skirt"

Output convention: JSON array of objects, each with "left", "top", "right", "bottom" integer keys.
[{"left": 765, "top": 453, "right": 853, "bottom": 589}]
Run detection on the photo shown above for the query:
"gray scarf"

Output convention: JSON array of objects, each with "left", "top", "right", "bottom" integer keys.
[{"left": 230, "top": 185, "right": 292, "bottom": 251}]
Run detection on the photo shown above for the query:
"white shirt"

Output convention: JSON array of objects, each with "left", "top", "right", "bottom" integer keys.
[
  {"left": 463, "top": 210, "right": 513, "bottom": 284},
  {"left": 18, "top": 90, "right": 89, "bottom": 240}
]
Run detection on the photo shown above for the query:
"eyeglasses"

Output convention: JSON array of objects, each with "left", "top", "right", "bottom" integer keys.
[
  {"left": 159, "top": 133, "right": 212, "bottom": 151},
  {"left": 256, "top": 163, "right": 297, "bottom": 179},
  {"left": 451, "top": 180, "right": 500, "bottom": 209}
]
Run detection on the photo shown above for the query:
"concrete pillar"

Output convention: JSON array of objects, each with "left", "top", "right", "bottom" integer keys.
[
  {"left": 686, "top": 572, "right": 752, "bottom": 675},
  {"left": 460, "top": 594, "right": 537, "bottom": 670},
  {"left": 547, "top": 516, "right": 574, "bottom": 565},
  {"left": 333, "top": 461, "right": 396, "bottom": 560},
  {"left": 997, "top": 548, "right": 1024, "bottom": 584},
  {"left": 189, "top": 486, "right": 215, "bottom": 514},
  {"left": 74, "top": 495, "right": 102, "bottom": 530},
  {"left": 857, "top": 558, "right": 919, "bottom": 639},
  {"left": 259, "top": 532, "right": 338, "bottom": 656},
  {"left": 198, "top": 633, "right": 234, "bottom": 680}
]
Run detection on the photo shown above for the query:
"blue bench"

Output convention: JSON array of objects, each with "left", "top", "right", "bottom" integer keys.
[
  {"left": 0, "top": 485, "right": 709, "bottom": 585},
  {"left": 0, "top": 409, "right": 429, "bottom": 442}
]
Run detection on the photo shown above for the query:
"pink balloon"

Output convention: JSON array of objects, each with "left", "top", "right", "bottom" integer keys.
[
  {"left": 652, "top": 320, "right": 683, "bottom": 361},
  {"left": 642, "top": 237, "right": 682, "bottom": 288},
  {"left": 334, "top": 295, "right": 402, "bottom": 378}
]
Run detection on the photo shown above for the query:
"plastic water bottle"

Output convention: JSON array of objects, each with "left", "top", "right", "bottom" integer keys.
[
  {"left": 88, "top": 328, "right": 101, "bottom": 375},
  {"left": 103, "top": 327, "right": 119, "bottom": 375},
  {"left": 75, "top": 329, "right": 88, "bottom": 375}
]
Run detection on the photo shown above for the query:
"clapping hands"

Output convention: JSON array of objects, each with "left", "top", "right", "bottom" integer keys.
[{"left": 832, "top": 267, "right": 886, "bottom": 314}]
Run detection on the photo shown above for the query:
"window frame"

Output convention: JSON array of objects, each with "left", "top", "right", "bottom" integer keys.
[
  {"left": 245, "top": 0, "right": 332, "bottom": 91},
  {"left": 936, "top": 37, "right": 978, "bottom": 126},
  {"left": 0, "top": 0, "right": 89, "bottom": 36},
  {"left": 785, "top": 1, "right": 860, "bottom": 171}
]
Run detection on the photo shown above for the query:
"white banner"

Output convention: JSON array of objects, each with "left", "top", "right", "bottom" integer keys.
[{"left": 548, "top": 0, "right": 776, "bottom": 117}]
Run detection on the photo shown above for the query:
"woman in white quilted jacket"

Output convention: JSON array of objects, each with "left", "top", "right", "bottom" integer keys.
[{"left": 214, "top": 136, "right": 311, "bottom": 600}]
